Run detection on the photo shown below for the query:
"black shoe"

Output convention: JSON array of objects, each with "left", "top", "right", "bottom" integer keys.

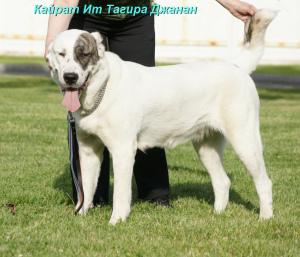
[{"left": 149, "top": 195, "right": 173, "bottom": 208}]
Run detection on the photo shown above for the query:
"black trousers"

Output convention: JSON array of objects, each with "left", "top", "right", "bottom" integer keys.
[{"left": 69, "top": 13, "right": 170, "bottom": 204}]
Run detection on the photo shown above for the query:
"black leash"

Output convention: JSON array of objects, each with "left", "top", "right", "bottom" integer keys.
[
  {"left": 67, "top": 81, "right": 107, "bottom": 212},
  {"left": 68, "top": 112, "right": 84, "bottom": 214},
  {"left": 2, "top": 203, "right": 16, "bottom": 215}
]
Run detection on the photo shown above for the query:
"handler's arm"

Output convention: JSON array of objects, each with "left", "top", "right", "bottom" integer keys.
[
  {"left": 216, "top": 0, "right": 257, "bottom": 22},
  {"left": 44, "top": 0, "right": 79, "bottom": 61}
]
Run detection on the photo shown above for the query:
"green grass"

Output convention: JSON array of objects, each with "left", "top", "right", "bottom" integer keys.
[
  {"left": 1, "top": 55, "right": 300, "bottom": 75},
  {"left": 254, "top": 65, "right": 300, "bottom": 76},
  {"left": 0, "top": 56, "right": 46, "bottom": 66},
  {"left": 0, "top": 75, "right": 299, "bottom": 256}
]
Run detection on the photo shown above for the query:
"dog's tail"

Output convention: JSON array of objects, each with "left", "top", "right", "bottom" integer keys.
[{"left": 231, "top": 9, "right": 277, "bottom": 74}]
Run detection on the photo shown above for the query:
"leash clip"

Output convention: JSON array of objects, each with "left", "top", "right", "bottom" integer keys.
[{"left": 68, "top": 111, "right": 75, "bottom": 123}]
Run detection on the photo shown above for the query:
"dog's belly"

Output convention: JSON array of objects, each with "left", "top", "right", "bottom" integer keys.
[
  {"left": 135, "top": 84, "right": 222, "bottom": 150},
  {"left": 137, "top": 121, "right": 211, "bottom": 150}
]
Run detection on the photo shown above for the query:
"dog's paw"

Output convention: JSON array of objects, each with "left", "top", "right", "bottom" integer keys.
[
  {"left": 76, "top": 206, "right": 88, "bottom": 215},
  {"left": 108, "top": 211, "right": 128, "bottom": 225},
  {"left": 214, "top": 207, "right": 226, "bottom": 214},
  {"left": 259, "top": 208, "right": 273, "bottom": 220},
  {"left": 109, "top": 216, "right": 121, "bottom": 226},
  {"left": 76, "top": 202, "right": 94, "bottom": 215},
  {"left": 76, "top": 208, "right": 85, "bottom": 215},
  {"left": 214, "top": 201, "right": 228, "bottom": 213}
]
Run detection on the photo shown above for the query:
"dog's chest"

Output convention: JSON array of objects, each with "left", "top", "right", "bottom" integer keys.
[{"left": 76, "top": 115, "right": 106, "bottom": 137}]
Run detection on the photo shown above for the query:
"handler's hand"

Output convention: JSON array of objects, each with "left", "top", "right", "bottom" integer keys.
[
  {"left": 217, "top": 0, "right": 257, "bottom": 22},
  {"left": 44, "top": 46, "right": 51, "bottom": 70}
]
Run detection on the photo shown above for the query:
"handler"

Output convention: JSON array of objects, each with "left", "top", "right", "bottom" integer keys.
[{"left": 44, "top": 0, "right": 256, "bottom": 208}]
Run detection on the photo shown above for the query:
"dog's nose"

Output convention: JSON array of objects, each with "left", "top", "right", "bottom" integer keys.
[{"left": 63, "top": 72, "right": 79, "bottom": 85}]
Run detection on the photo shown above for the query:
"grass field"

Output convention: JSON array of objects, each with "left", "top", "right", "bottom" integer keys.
[
  {"left": 0, "top": 56, "right": 47, "bottom": 66},
  {"left": 0, "top": 75, "right": 299, "bottom": 256}
]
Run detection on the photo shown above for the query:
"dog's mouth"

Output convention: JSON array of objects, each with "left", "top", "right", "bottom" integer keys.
[{"left": 61, "top": 74, "right": 89, "bottom": 112}]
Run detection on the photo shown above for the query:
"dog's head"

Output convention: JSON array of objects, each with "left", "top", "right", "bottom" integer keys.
[{"left": 47, "top": 29, "right": 105, "bottom": 112}]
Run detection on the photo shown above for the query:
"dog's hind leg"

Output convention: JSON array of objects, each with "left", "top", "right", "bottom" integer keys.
[
  {"left": 193, "top": 132, "right": 231, "bottom": 213},
  {"left": 77, "top": 136, "right": 105, "bottom": 215},
  {"left": 109, "top": 141, "right": 137, "bottom": 225},
  {"left": 225, "top": 119, "right": 273, "bottom": 219}
]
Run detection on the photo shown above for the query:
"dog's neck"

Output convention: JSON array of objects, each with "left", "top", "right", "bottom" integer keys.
[{"left": 77, "top": 56, "right": 110, "bottom": 116}]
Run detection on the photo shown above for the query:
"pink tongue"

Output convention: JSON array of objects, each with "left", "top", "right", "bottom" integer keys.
[{"left": 62, "top": 90, "right": 81, "bottom": 112}]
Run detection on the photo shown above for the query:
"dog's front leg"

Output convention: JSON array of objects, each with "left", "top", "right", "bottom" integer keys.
[
  {"left": 109, "top": 142, "right": 136, "bottom": 225},
  {"left": 76, "top": 135, "right": 105, "bottom": 215}
]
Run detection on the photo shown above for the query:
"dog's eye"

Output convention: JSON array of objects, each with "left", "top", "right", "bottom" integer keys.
[
  {"left": 82, "top": 53, "right": 91, "bottom": 58},
  {"left": 58, "top": 53, "right": 65, "bottom": 57}
]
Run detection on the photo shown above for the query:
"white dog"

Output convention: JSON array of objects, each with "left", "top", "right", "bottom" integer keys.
[{"left": 47, "top": 9, "right": 276, "bottom": 225}]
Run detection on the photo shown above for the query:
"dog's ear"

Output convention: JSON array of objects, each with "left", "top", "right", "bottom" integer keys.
[{"left": 91, "top": 32, "right": 105, "bottom": 58}]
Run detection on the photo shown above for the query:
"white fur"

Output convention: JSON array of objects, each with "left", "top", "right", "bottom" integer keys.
[{"left": 48, "top": 9, "right": 275, "bottom": 225}]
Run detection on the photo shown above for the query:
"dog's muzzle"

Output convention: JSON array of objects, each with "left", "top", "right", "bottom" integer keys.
[{"left": 61, "top": 74, "right": 90, "bottom": 112}]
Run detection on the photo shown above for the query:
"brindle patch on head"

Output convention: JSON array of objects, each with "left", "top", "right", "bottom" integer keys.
[{"left": 74, "top": 33, "right": 100, "bottom": 70}]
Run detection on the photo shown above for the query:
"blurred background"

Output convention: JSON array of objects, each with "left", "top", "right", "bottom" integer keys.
[{"left": 0, "top": 0, "right": 299, "bottom": 64}]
